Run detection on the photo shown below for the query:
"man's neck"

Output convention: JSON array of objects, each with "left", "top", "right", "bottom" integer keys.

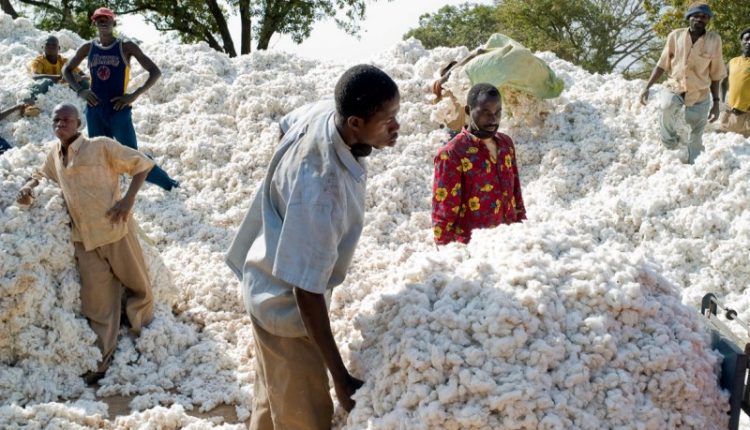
[
  {"left": 481, "top": 136, "right": 497, "bottom": 158},
  {"left": 335, "top": 114, "right": 356, "bottom": 148},
  {"left": 689, "top": 28, "right": 706, "bottom": 42},
  {"left": 60, "top": 133, "right": 81, "bottom": 152},
  {"left": 44, "top": 54, "right": 58, "bottom": 63},
  {"left": 99, "top": 35, "right": 116, "bottom": 46}
]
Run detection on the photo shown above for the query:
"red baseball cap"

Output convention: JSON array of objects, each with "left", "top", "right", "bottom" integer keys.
[{"left": 91, "top": 7, "right": 115, "bottom": 21}]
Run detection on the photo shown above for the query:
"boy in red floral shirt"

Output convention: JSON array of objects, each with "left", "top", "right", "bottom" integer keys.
[{"left": 432, "top": 83, "right": 525, "bottom": 245}]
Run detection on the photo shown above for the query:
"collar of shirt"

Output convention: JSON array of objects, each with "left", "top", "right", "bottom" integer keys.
[
  {"left": 56, "top": 134, "right": 86, "bottom": 165},
  {"left": 681, "top": 28, "right": 705, "bottom": 46},
  {"left": 461, "top": 128, "right": 501, "bottom": 145},
  {"left": 329, "top": 115, "right": 366, "bottom": 183}
]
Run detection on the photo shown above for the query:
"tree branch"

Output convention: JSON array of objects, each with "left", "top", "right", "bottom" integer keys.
[
  {"left": 205, "top": 0, "right": 236, "bottom": 57},
  {"left": 0, "top": 0, "right": 19, "bottom": 18}
]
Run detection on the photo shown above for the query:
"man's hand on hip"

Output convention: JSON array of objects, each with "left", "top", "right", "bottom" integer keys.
[
  {"left": 111, "top": 93, "right": 138, "bottom": 111},
  {"left": 79, "top": 89, "right": 99, "bottom": 107},
  {"left": 106, "top": 196, "right": 135, "bottom": 224}
]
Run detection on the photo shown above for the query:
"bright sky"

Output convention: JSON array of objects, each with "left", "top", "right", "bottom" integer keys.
[{"left": 119, "top": 0, "right": 492, "bottom": 62}]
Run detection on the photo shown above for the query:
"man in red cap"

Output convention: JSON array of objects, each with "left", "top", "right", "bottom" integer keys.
[
  {"left": 63, "top": 7, "right": 179, "bottom": 191},
  {"left": 639, "top": 1, "right": 726, "bottom": 164}
]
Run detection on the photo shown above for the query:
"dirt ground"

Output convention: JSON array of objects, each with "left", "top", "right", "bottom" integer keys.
[{"left": 99, "top": 391, "right": 248, "bottom": 427}]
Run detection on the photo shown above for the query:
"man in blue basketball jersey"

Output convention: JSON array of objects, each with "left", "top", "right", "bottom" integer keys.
[{"left": 63, "top": 7, "right": 178, "bottom": 191}]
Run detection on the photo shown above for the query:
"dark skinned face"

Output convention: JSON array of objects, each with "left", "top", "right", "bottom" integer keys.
[
  {"left": 466, "top": 94, "right": 501, "bottom": 139},
  {"left": 688, "top": 13, "right": 710, "bottom": 34},
  {"left": 94, "top": 16, "right": 115, "bottom": 39},
  {"left": 44, "top": 39, "right": 59, "bottom": 60},
  {"left": 350, "top": 95, "right": 401, "bottom": 152},
  {"left": 742, "top": 33, "right": 750, "bottom": 57},
  {"left": 52, "top": 108, "right": 81, "bottom": 142}
]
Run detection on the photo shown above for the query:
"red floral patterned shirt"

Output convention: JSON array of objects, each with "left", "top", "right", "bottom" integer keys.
[{"left": 432, "top": 129, "right": 526, "bottom": 245}]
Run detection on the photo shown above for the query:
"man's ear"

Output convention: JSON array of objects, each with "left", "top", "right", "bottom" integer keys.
[{"left": 346, "top": 115, "right": 364, "bottom": 132}]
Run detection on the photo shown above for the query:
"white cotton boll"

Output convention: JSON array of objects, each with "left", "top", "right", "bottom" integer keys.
[{"left": 5, "top": 12, "right": 750, "bottom": 430}]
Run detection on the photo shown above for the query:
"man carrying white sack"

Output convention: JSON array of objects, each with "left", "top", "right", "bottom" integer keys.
[
  {"left": 431, "top": 33, "right": 564, "bottom": 132},
  {"left": 640, "top": 1, "right": 726, "bottom": 164},
  {"left": 226, "top": 64, "right": 400, "bottom": 429},
  {"left": 16, "top": 103, "right": 155, "bottom": 385},
  {"left": 718, "top": 27, "right": 750, "bottom": 138}
]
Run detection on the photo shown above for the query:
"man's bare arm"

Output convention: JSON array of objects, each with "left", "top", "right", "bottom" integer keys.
[
  {"left": 640, "top": 66, "right": 665, "bottom": 105},
  {"left": 294, "top": 287, "right": 363, "bottom": 413},
  {"left": 0, "top": 103, "right": 26, "bottom": 121},
  {"left": 64, "top": 43, "right": 99, "bottom": 106},
  {"left": 709, "top": 79, "right": 721, "bottom": 122},
  {"left": 106, "top": 168, "right": 150, "bottom": 223},
  {"left": 111, "top": 42, "right": 161, "bottom": 111}
]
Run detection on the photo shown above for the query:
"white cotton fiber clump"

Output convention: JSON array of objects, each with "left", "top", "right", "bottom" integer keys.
[
  {"left": 345, "top": 222, "right": 729, "bottom": 429},
  {"left": 1, "top": 149, "right": 99, "bottom": 405},
  {"left": 112, "top": 404, "right": 244, "bottom": 429},
  {"left": 3, "top": 12, "right": 750, "bottom": 429},
  {"left": 0, "top": 399, "right": 108, "bottom": 429}
]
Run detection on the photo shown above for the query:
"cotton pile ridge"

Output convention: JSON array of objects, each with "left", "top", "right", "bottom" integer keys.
[{"left": 1, "top": 12, "right": 749, "bottom": 429}]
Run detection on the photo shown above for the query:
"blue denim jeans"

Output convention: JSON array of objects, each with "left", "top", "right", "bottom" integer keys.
[
  {"left": 29, "top": 78, "right": 56, "bottom": 100},
  {"left": 660, "top": 93, "right": 712, "bottom": 164},
  {"left": 0, "top": 136, "right": 11, "bottom": 154},
  {"left": 86, "top": 106, "right": 178, "bottom": 190}
]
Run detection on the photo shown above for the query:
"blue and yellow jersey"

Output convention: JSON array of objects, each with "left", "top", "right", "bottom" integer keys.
[{"left": 88, "top": 38, "right": 130, "bottom": 111}]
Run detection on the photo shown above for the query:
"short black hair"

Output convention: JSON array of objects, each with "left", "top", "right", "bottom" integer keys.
[
  {"left": 467, "top": 83, "right": 500, "bottom": 108},
  {"left": 335, "top": 64, "right": 399, "bottom": 120},
  {"left": 741, "top": 27, "right": 750, "bottom": 40}
]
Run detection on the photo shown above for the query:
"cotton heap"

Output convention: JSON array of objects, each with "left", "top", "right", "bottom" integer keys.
[{"left": 1, "top": 11, "right": 749, "bottom": 429}]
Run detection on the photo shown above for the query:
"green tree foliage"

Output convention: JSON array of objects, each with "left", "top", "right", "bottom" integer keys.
[
  {"left": 253, "top": 0, "right": 368, "bottom": 50},
  {"left": 5, "top": 0, "right": 375, "bottom": 56},
  {"left": 405, "top": 0, "right": 659, "bottom": 74},
  {"left": 500, "top": 0, "right": 658, "bottom": 74},
  {"left": 119, "top": 0, "right": 244, "bottom": 56},
  {"left": 403, "top": 3, "right": 501, "bottom": 51},
  {"left": 646, "top": 0, "right": 750, "bottom": 61},
  {"left": 6, "top": 0, "right": 104, "bottom": 39}
]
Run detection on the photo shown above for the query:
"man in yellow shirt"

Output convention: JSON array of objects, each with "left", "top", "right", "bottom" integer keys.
[
  {"left": 719, "top": 28, "right": 750, "bottom": 138},
  {"left": 16, "top": 103, "right": 154, "bottom": 385},
  {"left": 639, "top": 2, "right": 726, "bottom": 164},
  {"left": 24, "top": 36, "right": 87, "bottom": 115}
]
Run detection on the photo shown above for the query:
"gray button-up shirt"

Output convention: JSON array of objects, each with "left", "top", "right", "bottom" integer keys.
[{"left": 226, "top": 100, "right": 366, "bottom": 337}]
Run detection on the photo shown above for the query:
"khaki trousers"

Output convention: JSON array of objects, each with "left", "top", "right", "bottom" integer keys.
[
  {"left": 719, "top": 109, "right": 750, "bottom": 138},
  {"left": 250, "top": 319, "right": 333, "bottom": 430},
  {"left": 73, "top": 229, "right": 153, "bottom": 372}
]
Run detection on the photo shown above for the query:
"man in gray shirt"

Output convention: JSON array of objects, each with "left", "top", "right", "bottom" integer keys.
[{"left": 226, "top": 64, "right": 400, "bottom": 430}]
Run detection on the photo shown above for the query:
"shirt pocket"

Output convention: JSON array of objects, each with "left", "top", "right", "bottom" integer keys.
[
  {"left": 68, "top": 163, "right": 110, "bottom": 187},
  {"left": 691, "top": 52, "right": 712, "bottom": 72},
  {"left": 66, "top": 163, "right": 115, "bottom": 210}
]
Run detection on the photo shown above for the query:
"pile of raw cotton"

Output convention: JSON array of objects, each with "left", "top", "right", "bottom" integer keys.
[{"left": 1, "top": 10, "right": 750, "bottom": 429}]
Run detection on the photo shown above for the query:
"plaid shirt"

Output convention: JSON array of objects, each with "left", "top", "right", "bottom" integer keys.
[{"left": 432, "top": 129, "right": 525, "bottom": 245}]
